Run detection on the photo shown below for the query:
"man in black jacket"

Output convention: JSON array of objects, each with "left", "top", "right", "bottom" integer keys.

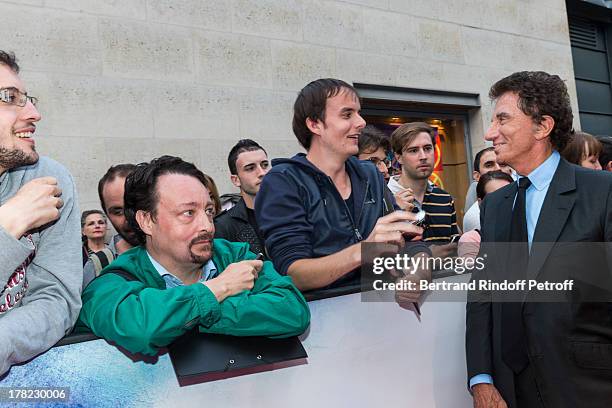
[
  {"left": 466, "top": 71, "right": 612, "bottom": 408},
  {"left": 215, "top": 139, "right": 269, "bottom": 256}
]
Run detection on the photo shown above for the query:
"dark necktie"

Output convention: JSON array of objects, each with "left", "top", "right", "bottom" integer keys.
[{"left": 502, "top": 176, "right": 532, "bottom": 374}]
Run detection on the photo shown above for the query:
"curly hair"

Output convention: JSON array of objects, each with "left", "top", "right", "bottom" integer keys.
[{"left": 489, "top": 71, "right": 573, "bottom": 152}]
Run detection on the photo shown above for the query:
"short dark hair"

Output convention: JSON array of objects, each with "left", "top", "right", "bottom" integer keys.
[
  {"left": 561, "top": 131, "right": 602, "bottom": 165},
  {"left": 476, "top": 170, "right": 514, "bottom": 200},
  {"left": 124, "top": 156, "right": 208, "bottom": 245},
  {"left": 473, "top": 147, "right": 495, "bottom": 173},
  {"left": 358, "top": 125, "right": 390, "bottom": 155},
  {"left": 597, "top": 135, "right": 612, "bottom": 169},
  {"left": 0, "top": 50, "right": 19, "bottom": 73},
  {"left": 390, "top": 122, "right": 436, "bottom": 155},
  {"left": 98, "top": 164, "right": 137, "bottom": 213},
  {"left": 227, "top": 139, "right": 267, "bottom": 175},
  {"left": 292, "top": 78, "right": 359, "bottom": 150},
  {"left": 489, "top": 71, "right": 573, "bottom": 152}
]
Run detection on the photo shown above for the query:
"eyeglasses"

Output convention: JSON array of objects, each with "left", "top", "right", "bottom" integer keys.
[
  {"left": 366, "top": 157, "right": 391, "bottom": 167},
  {"left": 0, "top": 87, "right": 38, "bottom": 107}
]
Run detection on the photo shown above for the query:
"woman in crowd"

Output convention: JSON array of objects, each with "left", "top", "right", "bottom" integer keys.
[
  {"left": 561, "top": 131, "right": 603, "bottom": 170},
  {"left": 81, "top": 210, "right": 109, "bottom": 265},
  {"left": 204, "top": 174, "right": 222, "bottom": 216},
  {"left": 458, "top": 170, "right": 514, "bottom": 259}
]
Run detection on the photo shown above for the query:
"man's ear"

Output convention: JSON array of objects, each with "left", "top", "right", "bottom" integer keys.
[
  {"left": 136, "top": 210, "right": 153, "bottom": 236},
  {"left": 535, "top": 115, "right": 555, "bottom": 141},
  {"left": 306, "top": 117, "right": 323, "bottom": 136},
  {"left": 230, "top": 174, "right": 241, "bottom": 189},
  {"left": 606, "top": 161, "right": 612, "bottom": 171},
  {"left": 472, "top": 170, "right": 481, "bottom": 182}
]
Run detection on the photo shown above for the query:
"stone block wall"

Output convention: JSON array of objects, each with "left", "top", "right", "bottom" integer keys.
[{"left": 0, "top": 0, "right": 577, "bottom": 210}]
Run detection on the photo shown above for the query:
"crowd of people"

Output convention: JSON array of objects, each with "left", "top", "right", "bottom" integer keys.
[{"left": 1, "top": 48, "right": 612, "bottom": 408}]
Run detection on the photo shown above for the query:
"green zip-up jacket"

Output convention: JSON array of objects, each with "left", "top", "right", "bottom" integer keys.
[{"left": 75, "top": 239, "right": 310, "bottom": 355}]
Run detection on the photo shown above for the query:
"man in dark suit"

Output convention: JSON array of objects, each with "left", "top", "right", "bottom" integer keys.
[{"left": 466, "top": 71, "right": 612, "bottom": 408}]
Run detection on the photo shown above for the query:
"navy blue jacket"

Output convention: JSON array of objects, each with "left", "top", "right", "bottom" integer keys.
[{"left": 255, "top": 154, "right": 394, "bottom": 288}]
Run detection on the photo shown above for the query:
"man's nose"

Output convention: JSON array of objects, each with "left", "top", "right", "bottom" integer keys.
[
  {"left": 21, "top": 99, "right": 41, "bottom": 123},
  {"left": 354, "top": 112, "right": 366, "bottom": 130},
  {"left": 199, "top": 210, "right": 214, "bottom": 231},
  {"left": 485, "top": 123, "right": 498, "bottom": 142}
]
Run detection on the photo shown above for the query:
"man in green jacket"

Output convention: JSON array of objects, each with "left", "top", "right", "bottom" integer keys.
[{"left": 76, "top": 156, "right": 310, "bottom": 356}]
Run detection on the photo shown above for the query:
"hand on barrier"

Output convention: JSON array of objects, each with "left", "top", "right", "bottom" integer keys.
[
  {"left": 392, "top": 252, "right": 431, "bottom": 312},
  {"left": 0, "top": 177, "right": 63, "bottom": 238},
  {"left": 472, "top": 383, "right": 508, "bottom": 408},
  {"left": 204, "top": 260, "right": 263, "bottom": 302}
]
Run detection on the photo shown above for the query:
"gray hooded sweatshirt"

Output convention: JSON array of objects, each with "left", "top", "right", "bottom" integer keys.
[{"left": 0, "top": 156, "right": 82, "bottom": 375}]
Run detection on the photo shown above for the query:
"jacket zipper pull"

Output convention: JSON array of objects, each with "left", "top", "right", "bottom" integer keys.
[{"left": 354, "top": 229, "right": 363, "bottom": 241}]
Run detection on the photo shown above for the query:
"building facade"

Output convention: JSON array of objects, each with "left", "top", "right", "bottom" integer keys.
[{"left": 2, "top": 0, "right": 580, "bottom": 215}]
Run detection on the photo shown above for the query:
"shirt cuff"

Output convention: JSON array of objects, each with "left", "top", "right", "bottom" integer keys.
[
  {"left": 193, "top": 283, "right": 222, "bottom": 328},
  {"left": 469, "top": 373, "right": 493, "bottom": 389}
]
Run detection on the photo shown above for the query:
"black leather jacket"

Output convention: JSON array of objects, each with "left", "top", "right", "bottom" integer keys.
[{"left": 214, "top": 198, "right": 266, "bottom": 257}]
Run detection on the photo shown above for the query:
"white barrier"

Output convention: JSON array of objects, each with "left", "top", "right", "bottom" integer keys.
[{"left": 2, "top": 273, "right": 473, "bottom": 407}]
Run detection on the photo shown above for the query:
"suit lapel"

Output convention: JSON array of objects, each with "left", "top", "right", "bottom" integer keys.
[
  {"left": 495, "top": 185, "right": 516, "bottom": 243},
  {"left": 526, "top": 159, "right": 576, "bottom": 281}
]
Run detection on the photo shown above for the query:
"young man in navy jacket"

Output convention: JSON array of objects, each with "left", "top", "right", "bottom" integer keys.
[{"left": 255, "top": 78, "right": 430, "bottom": 294}]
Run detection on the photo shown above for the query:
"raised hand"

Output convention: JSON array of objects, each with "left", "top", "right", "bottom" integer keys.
[{"left": 0, "top": 177, "right": 63, "bottom": 239}]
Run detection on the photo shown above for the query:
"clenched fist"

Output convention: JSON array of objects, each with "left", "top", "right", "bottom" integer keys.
[
  {"left": 204, "top": 260, "right": 263, "bottom": 302},
  {"left": 0, "top": 177, "right": 63, "bottom": 239}
]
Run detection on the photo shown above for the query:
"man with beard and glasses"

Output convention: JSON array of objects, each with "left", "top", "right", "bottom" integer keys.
[
  {"left": 83, "top": 164, "right": 140, "bottom": 287},
  {"left": 0, "top": 51, "right": 82, "bottom": 374},
  {"left": 76, "top": 156, "right": 310, "bottom": 356}
]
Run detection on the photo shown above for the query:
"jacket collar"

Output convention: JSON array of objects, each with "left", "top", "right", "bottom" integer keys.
[
  {"left": 271, "top": 153, "right": 372, "bottom": 223},
  {"left": 228, "top": 197, "right": 249, "bottom": 222},
  {"left": 272, "top": 153, "right": 370, "bottom": 182},
  {"left": 526, "top": 158, "right": 576, "bottom": 281}
]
